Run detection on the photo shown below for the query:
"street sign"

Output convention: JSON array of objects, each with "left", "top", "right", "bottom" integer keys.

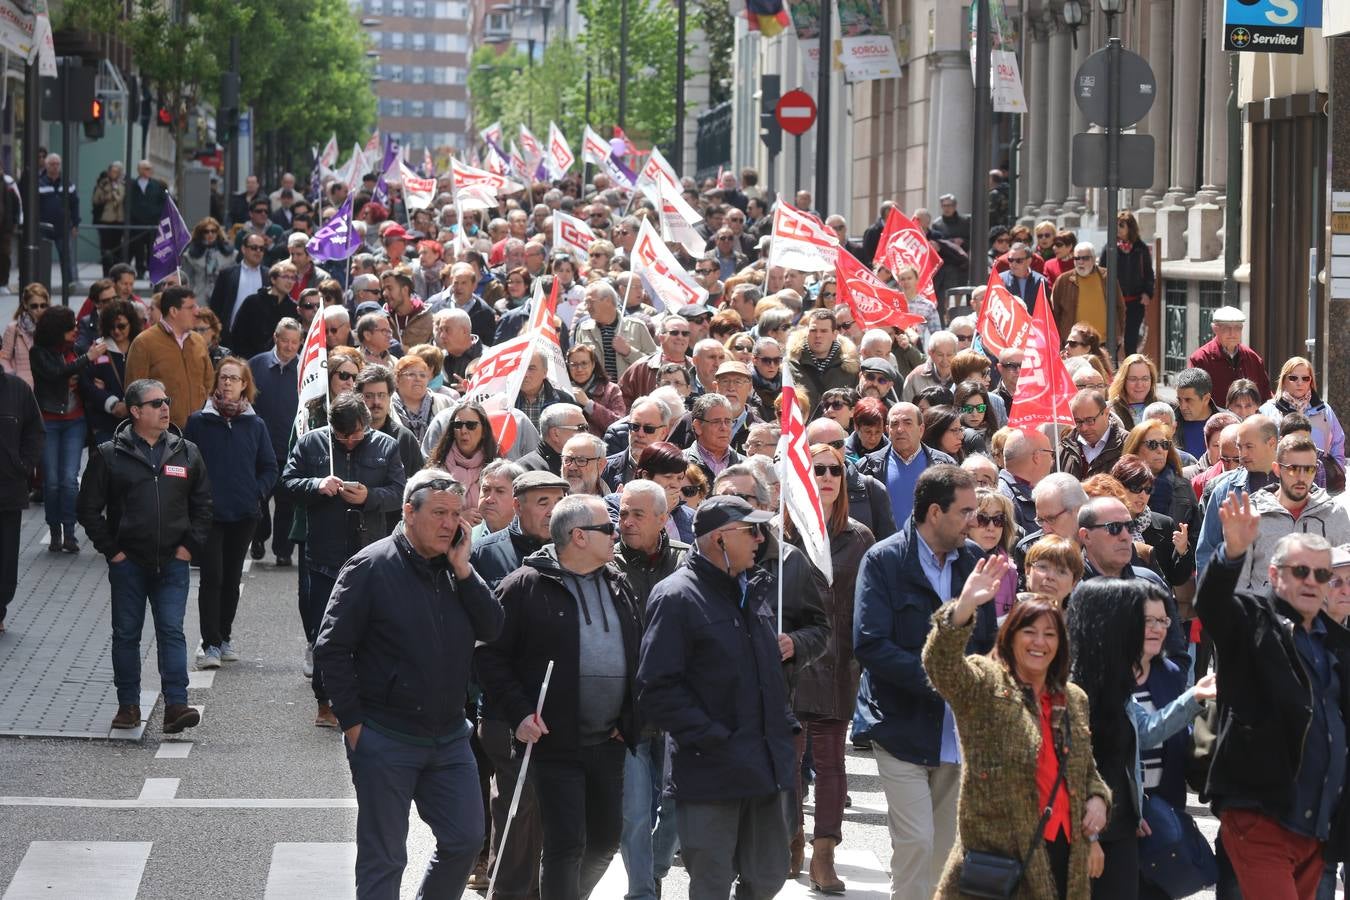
[
  {"left": 775, "top": 90, "right": 818, "bottom": 136},
  {"left": 1223, "top": 0, "right": 1318, "bottom": 53},
  {"left": 1070, "top": 133, "right": 1156, "bottom": 189},
  {"left": 1073, "top": 48, "right": 1155, "bottom": 128}
]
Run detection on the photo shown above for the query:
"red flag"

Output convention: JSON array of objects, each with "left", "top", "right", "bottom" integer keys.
[
  {"left": 976, "top": 282, "right": 1035, "bottom": 357},
  {"left": 835, "top": 249, "right": 925, "bottom": 332},
  {"left": 777, "top": 363, "right": 832, "bottom": 585},
  {"left": 1007, "top": 281, "right": 1075, "bottom": 433},
  {"left": 876, "top": 207, "right": 942, "bottom": 290},
  {"left": 296, "top": 307, "right": 328, "bottom": 406}
]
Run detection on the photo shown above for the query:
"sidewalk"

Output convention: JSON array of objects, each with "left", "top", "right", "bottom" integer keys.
[{"left": 0, "top": 261, "right": 158, "bottom": 323}]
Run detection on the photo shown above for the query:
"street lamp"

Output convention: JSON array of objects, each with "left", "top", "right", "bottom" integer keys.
[{"left": 1061, "top": 0, "right": 1083, "bottom": 48}]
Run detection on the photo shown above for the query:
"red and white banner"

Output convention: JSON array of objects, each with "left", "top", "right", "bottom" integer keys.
[
  {"left": 508, "top": 142, "right": 532, "bottom": 187},
  {"left": 777, "top": 362, "right": 833, "bottom": 585},
  {"left": 364, "top": 129, "right": 381, "bottom": 162},
  {"left": 451, "top": 158, "right": 524, "bottom": 196},
  {"left": 296, "top": 306, "right": 329, "bottom": 407},
  {"left": 479, "top": 121, "right": 503, "bottom": 150},
  {"left": 658, "top": 179, "right": 706, "bottom": 257},
  {"left": 1007, "top": 282, "right": 1075, "bottom": 433},
  {"left": 635, "top": 145, "right": 681, "bottom": 206},
  {"left": 553, "top": 211, "right": 597, "bottom": 265},
  {"left": 518, "top": 124, "right": 545, "bottom": 164},
  {"left": 768, "top": 202, "right": 839, "bottom": 273},
  {"left": 546, "top": 121, "right": 575, "bottom": 178},
  {"left": 631, "top": 218, "right": 708, "bottom": 311},
  {"left": 398, "top": 161, "right": 436, "bottom": 211},
  {"left": 835, "top": 249, "right": 925, "bottom": 332},
  {"left": 876, "top": 207, "right": 941, "bottom": 288},
  {"left": 337, "top": 143, "right": 367, "bottom": 192},
  {"left": 976, "top": 280, "right": 1034, "bottom": 357},
  {"left": 319, "top": 133, "right": 339, "bottom": 171},
  {"left": 581, "top": 124, "right": 611, "bottom": 167}
]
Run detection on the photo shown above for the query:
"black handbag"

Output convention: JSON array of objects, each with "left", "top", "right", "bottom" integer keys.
[
  {"left": 959, "top": 713, "right": 1070, "bottom": 899},
  {"left": 1138, "top": 793, "right": 1217, "bottom": 897}
]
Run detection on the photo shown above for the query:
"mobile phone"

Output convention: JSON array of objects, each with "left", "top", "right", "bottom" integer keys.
[
  {"left": 451, "top": 524, "right": 466, "bottom": 547},
  {"left": 341, "top": 480, "right": 359, "bottom": 491}
]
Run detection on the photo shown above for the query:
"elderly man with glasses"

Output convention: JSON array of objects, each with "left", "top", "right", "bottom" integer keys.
[
  {"left": 997, "top": 241, "right": 1049, "bottom": 314},
  {"left": 1050, "top": 240, "right": 1125, "bottom": 343}
]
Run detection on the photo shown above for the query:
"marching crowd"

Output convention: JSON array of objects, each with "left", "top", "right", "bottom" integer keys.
[{"left": 1, "top": 162, "right": 1348, "bottom": 900}]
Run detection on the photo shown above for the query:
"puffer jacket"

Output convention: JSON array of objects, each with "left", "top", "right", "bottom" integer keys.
[
  {"left": 182, "top": 399, "right": 277, "bottom": 523},
  {"left": 1260, "top": 393, "right": 1347, "bottom": 467},
  {"left": 1238, "top": 483, "right": 1350, "bottom": 591},
  {"left": 469, "top": 518, "right": 549, "bottom": 591},
  {"left": 76, "top": 420, "right": 213, "bottom": 568},
  {"left": 791, "top": 519, "right": 875, "bottom": 720},
  {"left": 785, "top": 331, "right": 860, "bottom": 414}
]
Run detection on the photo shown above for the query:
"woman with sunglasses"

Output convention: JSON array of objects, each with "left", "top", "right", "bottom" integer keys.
[
  {"left": 32, "top": 305, "right": 106, "bottom": 552},
  {"left": 1, "top": 283, "right": 50, "bottom": 387},
  {"left": 922, "top": 405, "right": 967, "bottom": 464},
  {"left": 751, "top": 336, "right": 783, "bottom": 413},
  {"left": 184, "top": 357, "right": 278, "bottom": 669},
  {"left": 954, "top": 380, "right": 998, "bottom": 456},
  {"left": 724, "top": 332, "right": 755, "bottom": 367},
  {"left": 1122, "top": 420, "right": 1198, "bottom": 531},
  {"left": 1061, "top": 323, "right": 1114, "bottom": 379},
  {"left": 1042, "top": 229, "right": 1079, "bottom": 289},
  {"left": 192, "top": 308, "right": 233, "bottom": 367},
  {"left": 814, "top": 387, "right": 856, "bottom": 432},
  {"left": 426, "top": 401, "right": 497, "bottom": 527},
  {"left": 1260, "top": 356, "right": 1346, "bottom": 466},
  {"left": 969, "top": 488, "right": 1020, "bottom": 619},
  {"left": 80, "top": 299, "right": 142, "bottom": 446},
  {"left": 785, "top": 442, "right": 875, "bottom": 892},
  {"left": 566, "top": 344, "right": 627, "bottom": 437},
  {"left": 180, "top": 217, "right": 235, "bottom": 302},
  {"left": 1107, "top": 354, "right": 1159, "bottom": 434},
  {"left": 1111, "top": 454, "right": 1194, "bottom": 589}
]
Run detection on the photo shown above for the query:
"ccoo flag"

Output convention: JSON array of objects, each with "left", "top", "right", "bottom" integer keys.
[{"left": 147, "top": 194, "right": 191, "bottom": 285}]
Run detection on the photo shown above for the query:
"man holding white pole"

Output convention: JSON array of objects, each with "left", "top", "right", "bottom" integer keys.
[{"left": 314, "top": 468, "right": 503, "bottom": 899}]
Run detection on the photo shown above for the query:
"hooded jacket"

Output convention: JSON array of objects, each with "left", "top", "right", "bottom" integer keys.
[
  {"left": 77, "top": 420, "right": 213, "bottom": 568},
  {"left": 183, "top": 398, "right": 278, "bottom": 523},
  {"left": 476, "top": 546, "right": 643, "bottom": 760},
  {"left": 469, "top": 517, "right": 550, "bottom": 591},
  {"left": 1238, "top": 483, "right": 1350, "bottom": 592},
  {"left": 785, "top": 330, "right": 860, "bottom": 414}
]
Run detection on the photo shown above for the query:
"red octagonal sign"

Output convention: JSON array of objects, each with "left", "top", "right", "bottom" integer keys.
[{"left": 775, "top": 89, "right": 817, "bottom": 136}]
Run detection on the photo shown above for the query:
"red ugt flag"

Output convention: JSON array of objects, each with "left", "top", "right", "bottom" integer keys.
[
  {"left": 1007, "top": 282, "right": 1075, "bottom": 433},
  {"left": 834, "top": 250, "right": 925, "bottom": 332}
]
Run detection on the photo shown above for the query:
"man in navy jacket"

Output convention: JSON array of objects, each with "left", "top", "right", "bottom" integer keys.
[{"left": 853, "top": 464, "right": 996, "bottom": 900}]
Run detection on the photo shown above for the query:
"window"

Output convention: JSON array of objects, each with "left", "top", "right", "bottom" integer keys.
[
  {"left": 412, "top": 1, "right": 427, "bottom": 14},
  {"left": 410, "top": 101, "right": 425, "bottom": 117},
  {"left": 411, "top": 66, "right": 426, "bottom": 83},
  {"left": 486, "top": 12, "right": 507, "bottom": 32},
  {"left": 445, "top": 1, "right": 467, "bottom": 16},
  {"left": 389, "top": 99, "right": 404, "bottom": 116},
  {"left": 368, "top": 0, "right": 384, "bottom": 13},
  {"left": 412, "top": 32, "right": 425, "bottom": 50},
  {"left": 391, "top": 0, "right": 404, "bottom": 14},
  {"left": 390, "top": 31, "right": 404, "bottom": 48},
  {"left": 389, "top": 65, "right": 405, "bottom": 82}
]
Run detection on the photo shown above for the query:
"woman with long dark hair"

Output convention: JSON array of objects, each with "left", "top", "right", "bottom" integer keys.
[
  {"left": 954, "top": 380, "right": 998, "bottom": 456},
  {"left": 80, "top": 299, "right": 142, "bottom": 446},
  {"left": 184, "top": 357, "right": 277, "bottom": 668},
  {"left": 923, "top": 558, "right": 1110, "bottom": 899},
  {"left": 922, "top": 405, "right": 966, "bottom": 463},
  {"left": 31, "top": 305, "right": 104, "bottom": 552},
  {"left": 427, "top": 400, "right": 498, "bottom": 527}
]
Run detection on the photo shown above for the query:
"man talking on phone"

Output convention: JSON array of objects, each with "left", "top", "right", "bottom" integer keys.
[{"left": 316, "top": 468, "right": 503, "bottom": 899}]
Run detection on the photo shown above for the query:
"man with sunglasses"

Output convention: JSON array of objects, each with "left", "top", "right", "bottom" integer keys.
[
  {"left": 618, "top": 315, "right": 695, "bottom": 409},
  {"left": 78, "top": 378, "right": 212, "bottom": 734},
  {"left": 209, "top": 234, "right": 267, "bottom": 339},
  {"left": 1198, "top": 493, "right": 1350, "bottom": 899},
  {"left": 1049, "top": 240, "right": 1124, "bottom": 343},
  {"left": 996, "top": 241, "right": 1048, "bottom": 314},
  {"left": 1231, "top": 434, "right": 1350, "bottom": 592},
  {"left": 601, "top": 398, "right": 669, "bottom": 490},
  {"left": 478, "top": 494, "right": 643, "bottom": 900}
]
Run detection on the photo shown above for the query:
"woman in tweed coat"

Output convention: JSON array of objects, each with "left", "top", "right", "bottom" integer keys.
[{"left": 923, "top": 555, "right": 1111, "bottom": 899}]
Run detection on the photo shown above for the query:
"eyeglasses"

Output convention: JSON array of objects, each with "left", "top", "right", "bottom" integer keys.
[
  {"left": 1124, "top": 479, "right": 1154, "bottom": 494},
  {"left": 1063, "top": 339, "right": 1084, "bottom": 349},
  {"left": 334, "top": 370, "right": 357, "bottom": 382},
  {"left": 1083, "top": 520, "right": 1131, "bottom": 536},
  {"left": 755, "top": 355, "right": 782, "bottom": 365},
  {"left": 862, "top": 372, "right": 893, "bottom": 383},
  {"left": 1143, "top": 439, "right": 1172, "bottom": 451},
  {"left": 631, "top": 422, "right": 662, "bottom": 435},
  {"left": 451, "top": 420, "right": 481, "bottom": 431},
  {"left": 1073, "top": 412, "right": 1102, "bottom": 428},
  {"left": 218, "top": 373, "right": 243, "bottom": 383},
  {"left": 834, "top": 319, "right": 852, "bottom": 329},
  {"left": 1143, "top": 615, "right": 1172, "bottom": 630},
  {"left": 1073, "top": 254, "right": 1094, "bottom": 262},
  {"left": 562, "top": 455, "right": 602, "bottom": 466},
  {"left": 960, "top": 403, "right": 987, "bottom": 414},
  {"left": 398, "top": 370, "right": 429, "bottom": 380},
  {"left": 813, "top": 464, "right": 843, "bottom": 477},
  {"left": 825, "top": 400, "right": 848, "bottom": 410},
  {"left": 133, "top": 397, "right": 171, "bottom": 409},
  {"left": 665, "top": 328, "right": 691, "bottom": 337},
  {"left": 567, "top": 359, "right": 593, "bottom": 369},
  {"left": 1008, "top": 256, "right": 1029, "bottom": 264},
  {"left": 975, "top": 513, "right": 1006, "bottom": 529},
  {"left": 1220, "top": 455, "right": 1242, "bottom": 464},
  {"left": 1002, "top": 361, "right": 1022, "bottom": 371},
  {"left": 244, "top": 243, "right": 265, "bottom": 252},
  {"left": 695, "top": 267, "right": 717, "bottom": 275},
  {"left": 680, "top": 485, "right": 704, "bottom": 498},
  {"left": 699, "top": 417, "right": 734, "bottom": 428},
  {"left": 574, "top": 521, "right": 617, "bottom": 536},
  {"left": 1125, "top": 375, "right": 1152, "bottom": 385},
  {"left": 298, "top": 302, "right": 319, "bottom": 311},
  {"left": 1279, "top": 564, "right": 1334, "bottom": 584}
]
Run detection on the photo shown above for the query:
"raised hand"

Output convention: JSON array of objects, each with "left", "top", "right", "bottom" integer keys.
[
  {"left": 951, "top": 554, "right": 1009, "bottom": 625},
  {"left": 1172, "top": 521, "right": 1189, "bottom": 555},
  {"left": 1218, "top": 490, "right": 1260, "bottom": 559}
]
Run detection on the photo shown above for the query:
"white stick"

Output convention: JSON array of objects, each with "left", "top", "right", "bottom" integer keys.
[
  {"left": 777, "top": 471, "right": 786, "bottom": 634},
  {"left": 487, "top": 659, "right": 554, "bottom": 900}
]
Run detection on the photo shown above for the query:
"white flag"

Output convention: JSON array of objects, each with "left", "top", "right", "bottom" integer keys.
[
  {"left": 630, "top": 218, "right": 707, "bottom": 311},
  {"left": 553, "top": 211, "right": 597, "bottom": 265},
  {"left": 635, "top": 145, "right": 681, "bottom": 206},
  {"left": 398, "top": 161, "right": 436, "bottom": 212},
  {"left": 581, "top": 125, "right": 611, "bottom": 167},
  {"left": 658, "top": 179, "right": 707, "bottom": 258},
  {"left": 319, "top": 133, "right": 340, "bottom": 170},
  {"left": 768, "top": 202, "right": 840, "bottom": 273},
  {"left": 777, "top": 363, "right": 833, "bottom": 583},
  {"left": 546, "top": 122, "right": 575, "bottom": 178},
  {"left": 518, "top": 124, "right": 545, "bottom": 164},
  {"left": 296, "top": 306, "right": 329, "bottom": 407},
  {"left": 451, "top": 157, "right": 525, "bottom": 196}
]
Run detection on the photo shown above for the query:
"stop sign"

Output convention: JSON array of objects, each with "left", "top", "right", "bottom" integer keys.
[{"left": 775, "top": 90, "right": 817, "bottom": 136}]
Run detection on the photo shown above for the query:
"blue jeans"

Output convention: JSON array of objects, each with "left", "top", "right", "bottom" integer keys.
[
  {"left": 108, "top": 557, "right": 190, "bottom": 706},
  {"left": 621, "top": 737, "right": 663, "bottom": 900},
  {"left": 42, "top": 417, "right": 85, "bottom": 527},
  {"left": 347, "top": 725, "right": 483, "bottom": 900}
]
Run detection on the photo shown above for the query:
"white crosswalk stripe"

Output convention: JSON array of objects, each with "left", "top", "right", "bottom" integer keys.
[
  {"left": 2, "top": 841, "right": 151, "bottom": 900},
  {"left": 264, "top": 843, "right": 358, "bottom": 899}
]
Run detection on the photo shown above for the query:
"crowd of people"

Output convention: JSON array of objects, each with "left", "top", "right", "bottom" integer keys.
[{"left": 0, "top": 161, "right": 1348, "bottom": 900}]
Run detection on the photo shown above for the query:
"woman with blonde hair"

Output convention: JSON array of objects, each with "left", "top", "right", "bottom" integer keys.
[
  {"left": 969, "top": 488, "right": 1019, "bottom": 617},
  {"left": 0, "top": 283, "right": 49, "bottom": 385},
  {"left": 1020, "top": 535, "right": 1085, "bottom": 609},
  {"left": 181, "top": 216, "right": 236, "bottom": 300},
  {"left": 391, "top": 352, "right": 452, "bottom": 444},
  {"left": 1107, "top": 353, "right": 1159, "bottom": 433},
  {"left": 1259, "top": 355, "right": 1345, "bottom": 465}
]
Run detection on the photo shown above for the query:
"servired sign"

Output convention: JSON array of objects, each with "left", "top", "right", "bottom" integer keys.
[{"left": 775, "top": 89, "right": 817, "bottom": 136}]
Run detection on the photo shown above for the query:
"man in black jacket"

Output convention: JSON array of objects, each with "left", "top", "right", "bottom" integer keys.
[
  {"left": 637, "top": 496, "right": 792, "bottom": 899},
  {"left": 477, "top": 494, "right": 642, "bottom": 900},
  {"left": 128, "top": 160, "right": 169, "bottom": 279},
  {"left": 0, "top": 364, "right": 43, "bottom": 632},
  {"left": 1198, "top": 492, "right": 1350, "bottom": 898},
  {"left": 315, "top": 468, "right": 503, "bottom": 900},
  {"left": 469, "top": 471, "right": 567, "bottom": 590},
  {"left": 77, "top": 379, "right": 213, "bottom": 734}
]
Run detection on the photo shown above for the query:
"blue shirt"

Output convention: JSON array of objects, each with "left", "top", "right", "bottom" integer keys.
[
  {"left": 1287, "top": 617, "right": 1347, "bottom": 841},
  {"left": 885, "top": 446, "right": 926, "bottom": 527},
  {"left": 916, "top": 530, "right": 962, "bottom": 766}
]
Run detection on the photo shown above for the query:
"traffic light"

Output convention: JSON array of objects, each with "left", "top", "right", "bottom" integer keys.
[
  {"left": 83, "top": 96, "right": 105, "bottom": 140},
  {"left": 759, "top": 74, "right": 781, "bottom": 156}
]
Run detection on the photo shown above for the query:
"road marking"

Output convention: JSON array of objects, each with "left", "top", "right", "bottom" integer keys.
[
  {"left": 0, "top": 796, "right": 357, "bottom": 809},
  {"left": 2, "top": 841, "right": 151, "bottom": 900},
  {"left": 264, "top": 843, "right": 357, "bottom": 899},
  {"left": 154, "top": 741, "right": 193, "bottom": 759},
  {"left": 188, "top": 670, "right": 216, "bottom": 689},
  {"left": 137, "top": 778, "right": 179, "bottom": 800}
]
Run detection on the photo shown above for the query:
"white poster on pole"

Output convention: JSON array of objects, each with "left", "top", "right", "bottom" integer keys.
[
  {"left": 839, "top": 36, "right": 901, "bottom": 82},
  {"left": 990, "top": 49, "right": 1027, "bottom": 113}
]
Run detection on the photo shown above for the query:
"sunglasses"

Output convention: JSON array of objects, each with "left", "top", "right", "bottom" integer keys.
[
  {"left": 298, "top": 302, "right": 319, "bottom": 311},
  {"left": 1083, "top": 520, "right": 1131, "bottom": 536},
  {"left": 813, "top": 464, "right": 843, "bottom": 477},
  {"left": 862, "top": 372, "right": 892, "bottom": 383},
  {"left": 975, "top": 513, "right": 1006, "bottom": 529},
  {"left": 632, "top": 423, "right": 662, "bottom": 435},
  {"left": 1286, "top": 374, "right": 1312, "bottom": 383},
  {"left": 1125, "top": 480, "right": 1154, "bottom": 494},
  {"left": 960, "top": 403, "right": 987, "bottom": 414},
  {"left": 680, "top": 485, "right": 704, "bottom": 498},
  {"left": 134, "top": 397, "right": 171, "bottom": 409},
  {"left": 1002, "top": 361, "right": 1022, "bottom": 371},
  {"left": 334, "top": 370, "right": 357, "bottom": 381},
  {"left": 755, "top": 355, "right": 782, "bottom": 365},
  {"left": 1063, "top": 339, "right": 1084, "bottom": 349},
  {"left": 574, "top": 521, "right": 617, "bottom": 536},
  {"left": 825, "top": 400, "right": 848, "bottom": 411},
  {"left": 1280, "top": 564, "right": 1333, "bottom": 584},
  {"left": 451, "top": 420, "right": 481, "bottom": 431},
  {"left": 1143, "top": 439, "right": 1172, "bottom": 451},
  {"left": 1073, "top": 254, "right": 1094, "bottom": 261}
]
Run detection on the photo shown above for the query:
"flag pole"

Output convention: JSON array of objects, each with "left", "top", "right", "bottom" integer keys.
[
  {"left": 777, "top": 473, "right": 785, "bottom": 634},
  {"left": 487, "top": 659, "right": 554, "bottom": 900}
]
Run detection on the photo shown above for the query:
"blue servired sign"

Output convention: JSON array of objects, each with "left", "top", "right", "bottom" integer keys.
[{"left": 1224, "top": 0, "right": 1322, "bottom": 52}]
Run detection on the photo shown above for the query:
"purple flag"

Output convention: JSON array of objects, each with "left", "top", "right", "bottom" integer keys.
[
  {"left": 606, "top": 152, "right": 637, "bottom": 188},
  {"left": 372, "top": 135, "right": 400, "bottom": 207},
  {"left": 148, "top": 195, "right": 191, "bottom": 286},
  {"left": 307, "top": 196, "right": 362, "bottom": 263}
]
